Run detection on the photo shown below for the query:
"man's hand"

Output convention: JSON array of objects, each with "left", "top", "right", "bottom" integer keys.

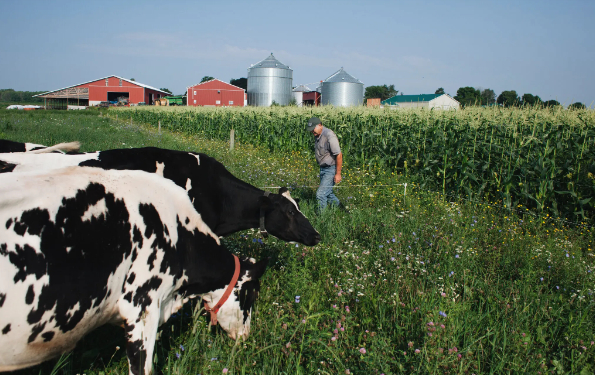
[{"left": 334, "top": 173, "right": 342, "bottom": 184}]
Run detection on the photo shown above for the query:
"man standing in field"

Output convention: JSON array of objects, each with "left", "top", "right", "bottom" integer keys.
[{"left": 306, "top": 117, "right": 344, "bottom": 212}]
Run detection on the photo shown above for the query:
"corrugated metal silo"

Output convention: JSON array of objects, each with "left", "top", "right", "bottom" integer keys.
[
  {"left": 320, "top": 68, "right": 364, "bottom": 107},
  {"left": 292, "top": 85, "right": 310, "bottom": 107},
  {"left": 247, "top": 53, "right": 293, "bottom": 106}
]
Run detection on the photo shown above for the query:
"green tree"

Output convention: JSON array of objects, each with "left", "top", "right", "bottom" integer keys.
[
  {"left": 365, "top": 84, "right": 398, "bottom": 101},
  {"left": 454, "top": 87, "right": 481, "bottom": 107},
  {"left": 568, "top": 102, "right": 586, "bottom": 109},
  {"left": 159, "top": 88, "right": 172, "bottom": 95},
  {"left": 543, "top": 99, "right": 560, "bottom": 107},
  {"left": 521, "top": 93, "right": 542, "bottom": 106},
  {"left": 230, "top": 78, "right": 247, "bottom": 91},
  {"left": 497, "top": 90, "right": 520, "bottom": 107},
  {"left": 435, "top": 87, "right": 445, "bottom": 95},
  {"left": 201, "top": 76, "right": 215, "bottom": 83},
  {"left": 480, "top": 89, "right": 496, "bottom": 105},
  {"left": 130, "top": 78, "right": 135, "bottom": 81}
]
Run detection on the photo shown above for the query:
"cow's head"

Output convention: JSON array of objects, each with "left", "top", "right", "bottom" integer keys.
[
  {"left": 203, "top": 257, "right": 268, "bottom": 340},
  {"left": 258, "top": 187, "right": 321, "bottom": 246}
]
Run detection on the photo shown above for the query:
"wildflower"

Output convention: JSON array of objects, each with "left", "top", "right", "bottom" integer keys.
[
  {"left": 180, "top": 344, "right": 185, "bottom": 352},
  {"left": 211, "top": 358, "right": 218, "bottom": 361},
  {"left": 341, "top": 327, "right": 344, "bottom": 331},
  {"left": 458, "top": 354, "right": 462, "bottom": 359},
  {"left": 302, "top": 319, "right": 306, "bottom": 324},
  {"left": 440, "top": 324, "right": 445, "bottom": 329},
  {"left": 295, "top": 295, "right": 301, "bottom": 303},
  {"left": 331, "top": 336, "right": 336, "bottom": 341},
  {"left": 441, "top": 292, "right": 447, "bottom": 297},
  {"left": 334, "top": 329, "right": 338, "bottom": 334},
  {"left": 453, "top": 347, "right": 458, "bottom": 353},
  {"left": 427, "top": 321, "right": 434, "bottom": 326},
  {"left": 415, "top": 349, "right": 420, "bottom": 354},
  {"left": 439, "top": 311, "right": 447, "bottom": 318},
  {"left": 408, "top": 341, "right": 414, "bottom": 348},
  {"left": 455, "top": 254, "right": 459, "bottom": 258},
  {"left": 286, "top": 342, "right": 291, "bottom": 348},
  {"left": 359, "top": 348, "right": 366, "bottom": 354},
  {"left": 176, "top": 353, "right": 180, "bottom": 359},
  {"left": 391, "top": 257, "right": 395, "bottom": 261},
  {"left": 345, "top": 370, "right": 351, "bottom": 374},
  {"left": 222, "top": 369, "right": 228, "bottom": 374},
  {"left": 345, "top": 306, "right": 350, "bottom": 313},
  {"left": 282, "top": 323, "right": 287, "bottom": 330}
]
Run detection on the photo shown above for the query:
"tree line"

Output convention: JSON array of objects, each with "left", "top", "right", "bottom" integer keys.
[
  {"left": 0, "top": 89, "right": 45, "bottom": 103},
  {"left": 363, "top": 85, "right": 587, "bottom": 109}
]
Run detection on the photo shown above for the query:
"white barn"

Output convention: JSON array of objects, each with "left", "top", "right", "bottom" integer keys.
[{"left": 382, "top": 94, "right": 460, "bottom": 110}]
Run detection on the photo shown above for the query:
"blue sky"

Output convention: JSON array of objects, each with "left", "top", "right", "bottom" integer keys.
[{"left": 1, "top": 0, "right": 593, "bottom": 106}]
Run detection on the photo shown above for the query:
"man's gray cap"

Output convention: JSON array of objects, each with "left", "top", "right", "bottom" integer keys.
[{"left": 306, "top": 117, "right": 322, "bottom": 131}]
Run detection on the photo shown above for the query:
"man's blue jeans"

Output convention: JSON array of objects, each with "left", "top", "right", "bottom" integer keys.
[{"left": 317, "top": 165, "right": 340, "bottom": 210}]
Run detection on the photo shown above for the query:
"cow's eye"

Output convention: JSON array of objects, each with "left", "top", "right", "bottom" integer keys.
[{"left": 289, "top": 210, "right": 295, "bottom": 216}]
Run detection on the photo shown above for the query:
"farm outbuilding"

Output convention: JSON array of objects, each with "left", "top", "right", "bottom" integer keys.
[
  {"left": 382, "top": 94, "right": 460, "bottom": 110},
  {"left": 34, "top": 76, "right": 170, "bottom": 109},
  {"left": 292, "top": 85, "right": 321, "bottom": 107},
  {"left": 187, "top": 79, "right": 246, "bottom": 107}
]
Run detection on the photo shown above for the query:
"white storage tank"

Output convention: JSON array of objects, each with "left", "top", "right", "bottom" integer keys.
[
  {"left": 320, "top": 68, "right": 364, "bottom": 107},
  {"left": 247, "top": 53, "right": 293, "bottom": 106},
  {"left": 292, "top": 85, "right": 310, "bottom": 107}
]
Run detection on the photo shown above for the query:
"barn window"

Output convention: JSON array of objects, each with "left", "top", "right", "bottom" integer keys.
[
  {"left": 105, "top": 78, "right": 109, "bottom": 86},
  {"left": 194, "top": 91, "right": 196, "bottom": 95},
  {"left": 216, "top": 100, "right": 221, "bottom": 105},
  {"left": 193, "top": 99, "right": 196, "bottom": 104},
  {"left": 119, "top": 79, "right": 122, "bottom": 87},
  {"left": 229, "top": 101, "right": 234, "bottom": 105}
]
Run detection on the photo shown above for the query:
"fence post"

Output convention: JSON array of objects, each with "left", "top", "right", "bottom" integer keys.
[
  {"left": 158, "top": 120, "right": 161, "bottom": 135},
  {"left": 230, "top": 129, "right": 235, "bottom": 151}
]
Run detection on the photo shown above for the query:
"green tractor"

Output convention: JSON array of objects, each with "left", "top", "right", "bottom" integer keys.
[{"left": 163, "top": 95, "right": 186, "bottom": 106}]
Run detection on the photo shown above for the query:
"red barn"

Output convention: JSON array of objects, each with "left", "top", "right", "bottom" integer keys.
[
  {"left": 187, "top": 79, "right": 246, "bottom": 107},
  {"left": 35, "top": 76, "right": 170, "bottom": 109}
]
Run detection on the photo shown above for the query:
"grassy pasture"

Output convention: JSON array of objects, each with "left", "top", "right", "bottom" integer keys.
[{"left": 0, "top": 108, "right": 594, "bottom": 375}]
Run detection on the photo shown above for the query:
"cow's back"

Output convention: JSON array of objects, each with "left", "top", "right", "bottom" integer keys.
[{"left": 0, "top": 167, "right": 217, "bottom": 371}]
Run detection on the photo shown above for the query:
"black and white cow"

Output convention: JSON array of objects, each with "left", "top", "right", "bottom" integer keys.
[
  {"left": 0, "top": 167, "right": 267, "bottom": 375},
  {"left": 0, "top": 147, "right": 321, "bottom": 245},
  {"left": 0, "top": 139, "right": 80, "bottom": 154}
]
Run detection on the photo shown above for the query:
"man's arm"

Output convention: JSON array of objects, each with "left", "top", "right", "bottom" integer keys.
[{"left": 334, "top": 153, "right": 343, "bottom": 184}]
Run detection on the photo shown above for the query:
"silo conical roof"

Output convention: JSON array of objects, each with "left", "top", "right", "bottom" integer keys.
[
  {"left": 293, "top": 85, "right": 310, "bottom": 92},
  {"left": 323, "top": 67, "right": 363, "bottom": 84},
  {"left": 250, "top": 53, "right": 291, "bottom": 70}
]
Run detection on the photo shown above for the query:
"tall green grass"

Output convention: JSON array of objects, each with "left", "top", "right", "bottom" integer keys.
[
  {"left": 116, "top": 106, "right": 595, "bottom": 222},
  {"left": 1, "top": 109, "right": 594, "bottom": 375}
]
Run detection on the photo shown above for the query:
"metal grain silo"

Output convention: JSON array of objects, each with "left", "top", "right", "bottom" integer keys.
[
  {"left": 247, "top": 53, "right": 293, "bottom": 106},
  {"left": 320, "top": 68, "right": 364, "bottom": 107},
  {"left": 292, "top": 85, "right": 310, "bottom": 107}
]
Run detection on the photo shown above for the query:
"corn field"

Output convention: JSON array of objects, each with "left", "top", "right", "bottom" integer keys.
[{"left": 115, "top": 106, "right": 595, "bottom": 222}]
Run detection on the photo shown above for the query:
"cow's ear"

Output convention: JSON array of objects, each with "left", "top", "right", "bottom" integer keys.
[
  {"left": 248, "top": 258, "right": 269, "bottom": 280},
  {"left": 258, "top": 195, "right": 272, "bottom": 209},
  {"left": 0, "top": 160, "right": 16, "bottom": 173},
  {"left": 278, "top": 187, "right": 289, "bottom": 195}
]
